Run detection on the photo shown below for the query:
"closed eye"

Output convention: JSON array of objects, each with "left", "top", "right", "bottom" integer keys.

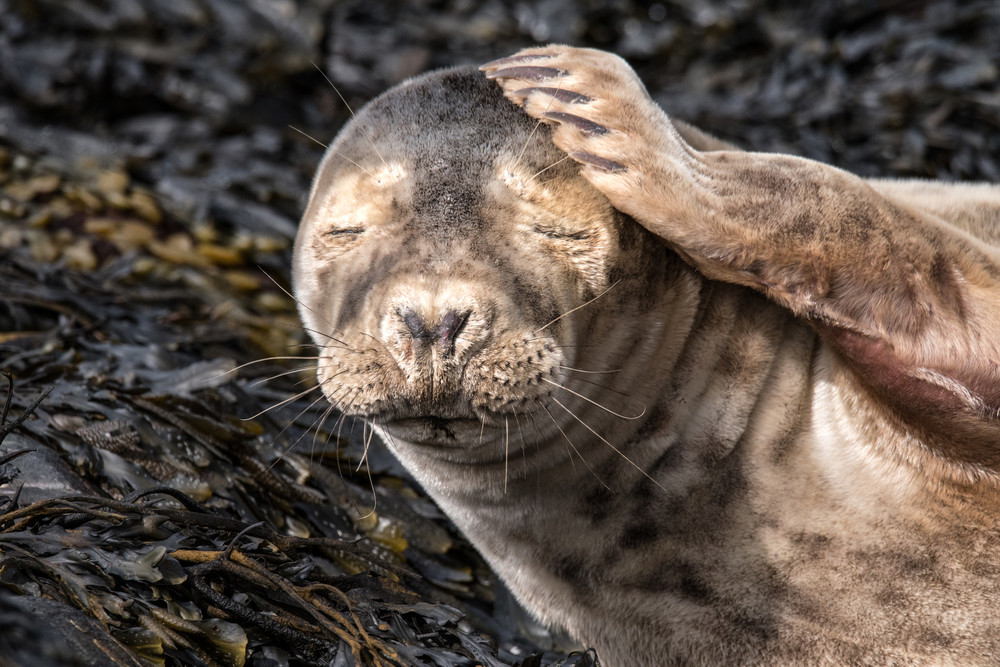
[
  {"left": 328, "top": 227, "right": 364, "bottom": 237},
  {"left": 533, "top": 225, "right": 591, "bottom": 241}
]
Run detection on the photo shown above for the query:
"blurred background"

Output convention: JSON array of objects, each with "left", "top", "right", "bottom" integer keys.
[{"left": 0, "top": 1, "right": 998, "bottom": 666}]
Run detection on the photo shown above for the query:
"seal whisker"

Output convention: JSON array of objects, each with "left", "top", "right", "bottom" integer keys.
[
  {"left": 571, "top": 376, "right": 631, "bottom": 398},
  {"left": 550, "top": 396, "right": 665, "bottom": 494},
  {"left": 311, "top": 61, "right": 390, "bottom": 170},
  {"left": 245, "top": 371, "right": 343, "bottom": 420},
  {"left": 541, "top": 404, "right": 609, "bottom": 490},
  {"left": 263, "top": 389, "right": 338, "bottom": 473},
  {"left": 513, "top": 74, "right": 569, "bottom": 168},
  {"left": 324, "top": 399, "right": 355, "bottom": 482},
  {"left": 354, "top": 418, "right": 380, "bottom": 520},
  {"left": 528, "top": 155, "right": 572, "bottom": 183},
  {"left": 359, "top": 331, "right": 394, "bottom": 358},
  {"left": 327, "top": 391, "right": 380, "bottom": 518},
  {"left": 329, "top": 150, "right": 377, "bottom": 179},
  {"left": 288, "top": 124, "right": 327, "bottom": 149},
  {"left": 206, "top": 355, "right": 321, "bottom": 385},
  {"left": 280, "top": 321, "right": 353, "bottom": 349},
  {"left": 504, "top": 416, "right": 510, "bottom": 495},
  {"left": 356, "top": 418, "right": 378, "bottom": 474},
  {"left": 259, "top": 268, "right": 354, "bottom": 350},
  {"left": 307, "top": 400, "right": 339, "bottom": 462},
  {"left": 558, "top": 364, "right": 623, "bottom": 375},
  {"left": 533, "top": 279, "right": 622, "bottom": 334},
  {"left": 246, "top": 365, "right": 318, "bottom": 389},
  {"left": 512, "top": 410, "right": 529, "bottom": 478},
  {"left": 543, "top": 377, "right": 644, "bottom": 420}
]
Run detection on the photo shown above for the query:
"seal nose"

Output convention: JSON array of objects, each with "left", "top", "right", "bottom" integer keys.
[{"left": 398, "top": 307, "right": 471, "bottom": 355}]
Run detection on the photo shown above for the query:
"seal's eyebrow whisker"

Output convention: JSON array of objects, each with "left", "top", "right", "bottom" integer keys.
[
  {"left": 514, "top": 74, "right": 569, "bottom": 169},
  {"left": 288, "top": 124, "right": 327, "bottom": 149},
  {"left": 331, "top": 150, "right": 376, "bottom": 178},
  {"left": 290, "top": 125, "right": 376, "bottom": 178},
  {"left": 527, "top": 155, "right": 572, "bottom": 183},
  {"left": 312, "top": 61, "right": 389, "bottom": 170}
]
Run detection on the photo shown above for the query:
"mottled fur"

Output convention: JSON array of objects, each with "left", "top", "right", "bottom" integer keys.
[{"left": 293, "top": 47, "right": 1000, "bottom": 665}]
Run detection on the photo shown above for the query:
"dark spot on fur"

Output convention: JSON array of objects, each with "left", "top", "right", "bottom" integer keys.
[
  {"left": 676, "top": 563, "right": 714, "bottom": 602},
  {"left": 790, "top": 531, "right": 832, "bottom": 561},
  {"left": 874, "top": 586, "right": 910, "bottom": 609},
  {"left": 630, "top": 402, "right": 671, "bottom": 444},
  {"left": 630, "top": 478, "right": 657, "bottom": 505},
  {"left": 581, "top": 485, "right": 616, "bottom": 524},
  {"left": 618, "top": 519, "right": 660, "bottom": 549},
  {"left": 915, "top": 626, "right": 955, "bottom": 649},
  {"left": 552, "top": 553, "right": 588, "bottom": 589},
  {"left": 725, "top": 608, "right": 776, "bottom": 644}
]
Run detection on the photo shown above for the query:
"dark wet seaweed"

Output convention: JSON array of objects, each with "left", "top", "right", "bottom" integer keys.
[{"left": 1, "top": 0, "right": 997, "bottom": 665}]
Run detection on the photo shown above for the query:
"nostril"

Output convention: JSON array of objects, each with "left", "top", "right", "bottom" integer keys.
[
  {"left": 399, "top": 308, "right": 430, "bottom": 340},
  {"left": 397, "top": 307, "right": 472, "bottom": 352},
  {"left": 434, "top": 309, "right": 471, "bottom": 349}
]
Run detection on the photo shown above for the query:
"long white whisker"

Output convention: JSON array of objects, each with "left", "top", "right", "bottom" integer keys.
[
  {"left": 355, "top": 418, "right": 379, "bottom": 521},
  {"left": 259, "top": 269, "right": 351, "bottom": 347},
  {"left": 541, "top": 404, "right": 608, "bottom": 489},
  {"left": 528, "top": 154, "right": 571, "bottom": 182},
  {"left": 247, "top": 365, "right": 317, "bottom": 388},
  {"left": 244, "top": 372, "right": 341, "bottom": 420},
  {"left": 263, "top": 389, "right": 338, "bottom": 472},
  {"left": 312, "top": 61, "right": 389, "bottom": 169},
  {"left": 205, "top": 356, "right": 320, "bottom": 385},
  {"left": 288, "top": 124, "right": 327, "bottom": 149},
  {"left": 515, "top": 75, "right": 567, "bottom": 166},
  {"left": 550, "top": 396, "right": 665, "bottom": 494},
  {"left": 357, "top": 418, "right": 377, "bottom": 473},
  {"left": 504, "top": 416, "right": 510, "bottom": 495},
  {"left": 571, "top": 376, "right": 632, "bottom": 398},
  {"left": 558, "top": 364, "right": 622, "bottom": 375},
  {"left": 543, "top": 377, "right": 645, "bottom": 420},
  {"left": 533, "top": 279, "right": 621, "bottom": 334}
]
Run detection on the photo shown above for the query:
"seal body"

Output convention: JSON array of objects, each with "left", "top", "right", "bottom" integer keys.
[{"left": 294, "top": 49, "right": 1000, "bottom": 665}]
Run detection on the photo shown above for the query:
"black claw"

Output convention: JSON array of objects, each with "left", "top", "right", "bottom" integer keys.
[
  {"left": 569, "top": 152, "right": 627, "bottom": 173},
  {"left": 484, "top": 66, "right": 567, "bottom": 82},
  {"left": 542, "top": 111, "right": 608, "bottom": 135},
  {"left": 480, "top": 53, "right": 555, "bottom": 71},
  {"left": 514, "top": 87, "right": 591, "bottom": 104}
]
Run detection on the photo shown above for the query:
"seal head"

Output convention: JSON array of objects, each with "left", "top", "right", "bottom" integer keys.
[{"left": 293, "top": 66, "right": 676, "bottom": 461}]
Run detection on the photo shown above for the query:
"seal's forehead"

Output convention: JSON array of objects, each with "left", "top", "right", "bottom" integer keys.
[{"left": 335, "top": 66, "right": 547, "bottom": 169}]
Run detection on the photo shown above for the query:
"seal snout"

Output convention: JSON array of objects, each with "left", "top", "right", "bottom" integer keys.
[{"left": 397, "top": 307, "right": 472, "bottom": 357}]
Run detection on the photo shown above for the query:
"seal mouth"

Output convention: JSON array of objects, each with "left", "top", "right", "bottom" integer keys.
[{"left": 383, "top": 416, "right": 485, "bottom": 445}]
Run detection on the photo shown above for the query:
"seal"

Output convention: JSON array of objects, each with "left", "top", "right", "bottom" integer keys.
[{"left": 293, "top": 46, "right": 1000, "bottom": 665}]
